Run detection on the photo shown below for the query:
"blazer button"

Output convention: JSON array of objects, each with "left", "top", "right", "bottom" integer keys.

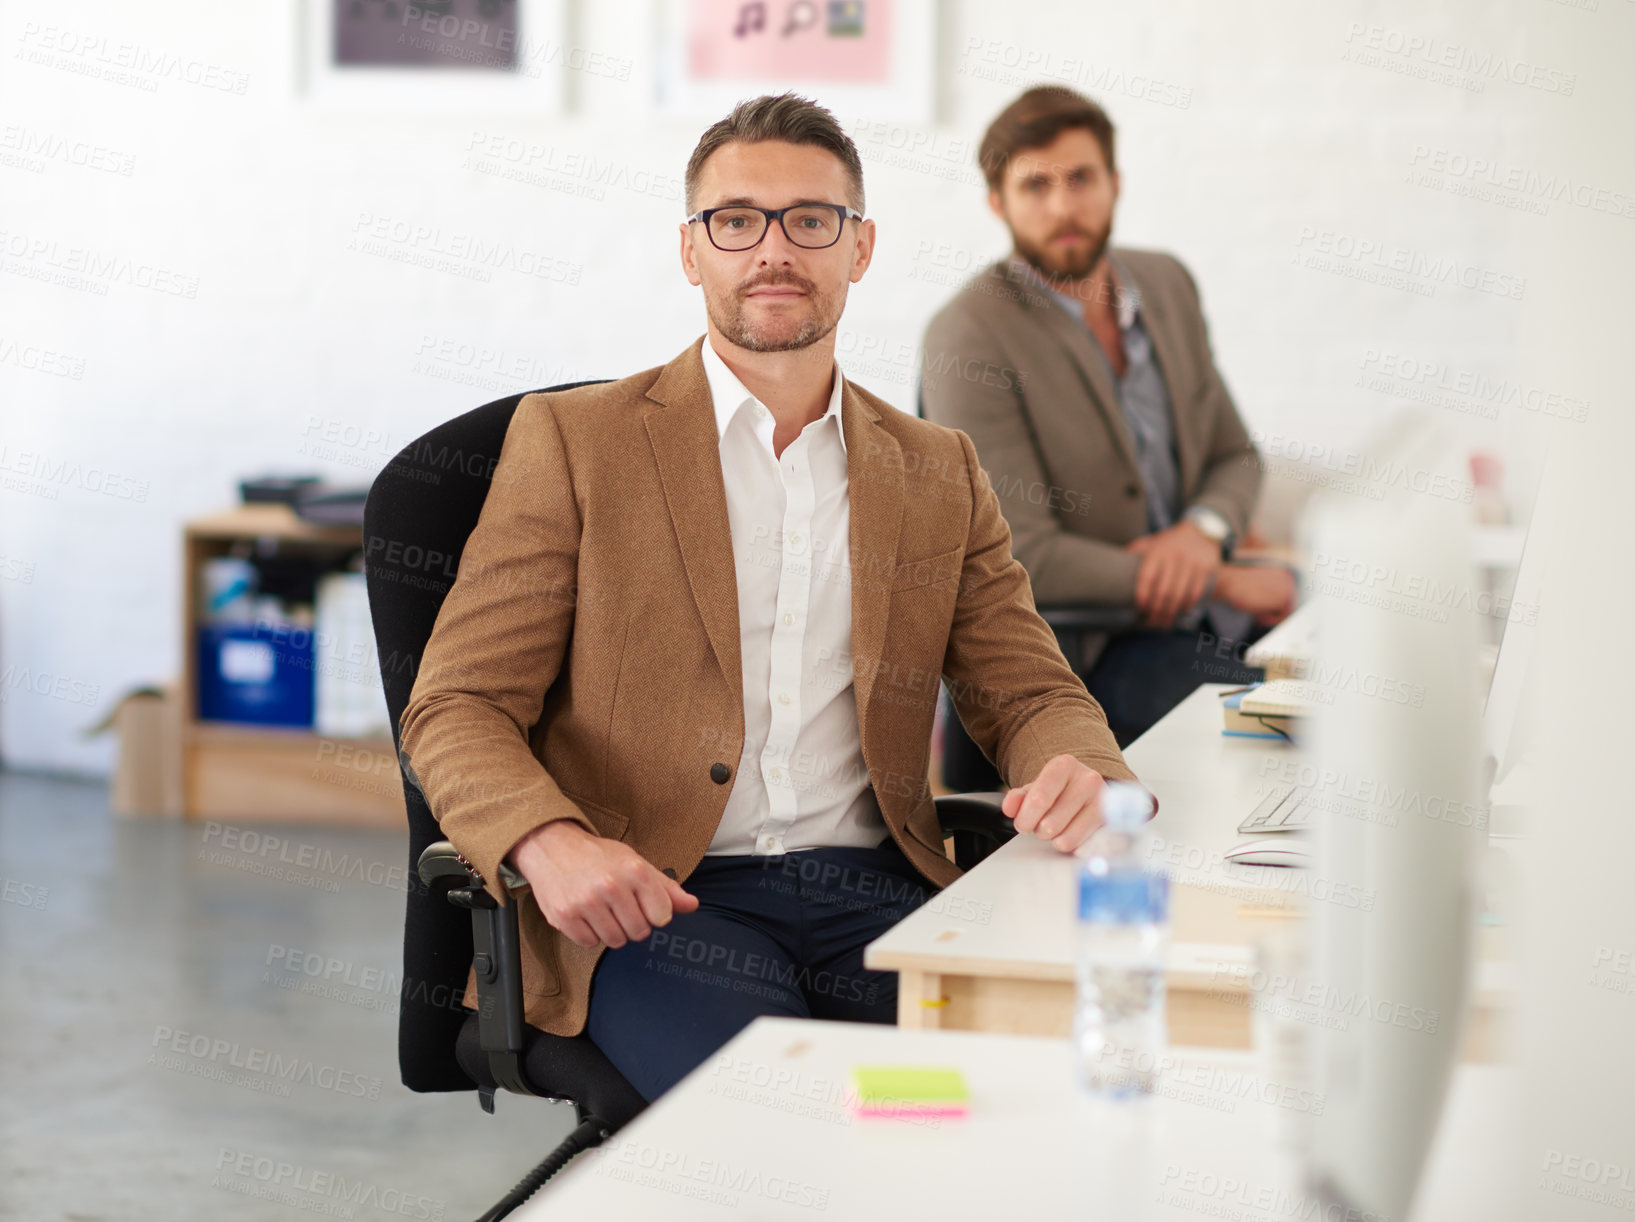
[
  {"left": 710, "top": 762, "right": 730, "bottom": 784},
  {"left": 1124, "top": 483, "right": 1140, "bottom": 499}
]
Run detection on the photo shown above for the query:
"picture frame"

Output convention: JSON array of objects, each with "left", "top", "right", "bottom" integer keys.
[
  {"left": 299, "top": 0, "right": 569, "bottom": 113},
  {"left": 655, "top": 0, "right": 935, "bottom": 124}
]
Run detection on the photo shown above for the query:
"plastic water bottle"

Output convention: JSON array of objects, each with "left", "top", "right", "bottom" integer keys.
[{"left": 1074, "top": 781, "right": 1168, "bottom": 1097}]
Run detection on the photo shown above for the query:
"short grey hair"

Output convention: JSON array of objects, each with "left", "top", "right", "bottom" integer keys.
[{"left": 684, "top": 92, "right": 865, "bottom": 215}]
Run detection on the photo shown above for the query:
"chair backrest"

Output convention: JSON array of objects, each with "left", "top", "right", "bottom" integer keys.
[{"left": 362, "top": 381, "right": 609, "bottom": 1092}]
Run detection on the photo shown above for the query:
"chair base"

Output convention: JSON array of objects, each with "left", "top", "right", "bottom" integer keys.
[{"left": 474, "top": 1115, "right": 611, "bottom": 1222}]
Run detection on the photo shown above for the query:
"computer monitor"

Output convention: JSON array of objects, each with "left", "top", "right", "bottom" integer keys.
[{"left": 1296, "top": 417, "right": 1486, "bottom": 1220}]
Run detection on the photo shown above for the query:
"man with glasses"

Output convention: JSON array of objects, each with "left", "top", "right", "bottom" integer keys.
[{"left": 399, "top": 92, "right": 1147, "bottom": 1101}]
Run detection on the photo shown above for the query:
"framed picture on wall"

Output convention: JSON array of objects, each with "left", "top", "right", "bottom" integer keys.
[
  {"left": 300, "top": 0, "right": 567, "bottom": 112},
  {"left": 655, "top": 0, "right": 935, "bottom": 124}
]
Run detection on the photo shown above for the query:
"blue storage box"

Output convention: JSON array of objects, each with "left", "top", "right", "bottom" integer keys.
[{"left": 196, "top": 622, "right": 315, "bottom": 727}]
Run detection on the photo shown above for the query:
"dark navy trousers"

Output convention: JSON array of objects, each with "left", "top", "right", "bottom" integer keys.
[{"left": 584, "top": 841, "right": 934, "bottom": 1102}]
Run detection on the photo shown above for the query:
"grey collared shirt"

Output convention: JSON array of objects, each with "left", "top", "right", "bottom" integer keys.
[
  {"left": 1010, "top": 254, "right": 1181, "bottom": 534},
  {"left": 1011, "top": 255, "right": 1253, "bottom": 643}
]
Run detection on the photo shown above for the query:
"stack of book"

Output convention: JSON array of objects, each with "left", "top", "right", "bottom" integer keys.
[{"left": 1221, "top": 680, "right": 1314, "bottom": 740}]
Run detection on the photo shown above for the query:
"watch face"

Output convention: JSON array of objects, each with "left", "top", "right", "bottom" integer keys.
[{"left": 1192, "top": 510, "right": 1228, "bottom": 541}]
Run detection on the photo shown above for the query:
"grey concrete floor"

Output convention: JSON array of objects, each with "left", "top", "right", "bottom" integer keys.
[{"left": 0, "top": 769, "right": 575, "bottom": 1221}]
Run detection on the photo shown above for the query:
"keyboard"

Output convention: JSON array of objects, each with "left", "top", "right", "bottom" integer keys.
[{"left": 1237, "top": 783, "right": 1314, "bottom": 834}]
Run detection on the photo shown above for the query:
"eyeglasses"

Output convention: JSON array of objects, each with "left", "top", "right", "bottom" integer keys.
[{"left": 685, "top": 203, "right": 864, "bottom": 251}]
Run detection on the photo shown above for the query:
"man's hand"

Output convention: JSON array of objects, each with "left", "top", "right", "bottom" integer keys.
[
  {"left": 1000, "top": 754, "right": 1108, "bottom": 855},
  {"left": 508, "top": 820, "right": 699, "bottom": 950},
  {"left": 1214, "top": 563, "right": 1297, "bottom": 627},
  {"left": 1127, "top": 521, "right": 1221, "bottom": 629}
]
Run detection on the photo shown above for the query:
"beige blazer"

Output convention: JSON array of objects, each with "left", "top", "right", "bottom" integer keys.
[
  {"left": 399, "top": 336, "right": 1137, "bottom": 1037},
  {"left": 920, "top": 249, "right": 1263, "bottom": 669}
]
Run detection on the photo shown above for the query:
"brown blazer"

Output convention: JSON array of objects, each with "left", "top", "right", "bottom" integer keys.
[
  {"left": 920, "top": 248, "right": 1263, "bottom": 670},
  {"left": 399, "top": 336, "right": 1138, "bottom": 1037}
]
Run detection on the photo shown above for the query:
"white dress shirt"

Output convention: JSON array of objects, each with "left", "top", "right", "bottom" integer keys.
[{"left": 699, "top": 337, "right": 890, "bottom": 857}]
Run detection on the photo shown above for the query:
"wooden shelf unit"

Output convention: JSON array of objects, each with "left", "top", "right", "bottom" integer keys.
[{"left": 181, "top": 504, "right": 401, "bottom": 827}]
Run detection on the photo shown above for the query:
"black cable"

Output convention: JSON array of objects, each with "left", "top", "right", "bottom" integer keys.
[{"left": 1248, "top": 713, "right": 1294, "bottom": 743}]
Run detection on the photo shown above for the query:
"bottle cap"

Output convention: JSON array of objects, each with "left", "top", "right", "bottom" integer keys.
[{"left": 1100, "top": 780, "right": 1155, "bottom": 831}]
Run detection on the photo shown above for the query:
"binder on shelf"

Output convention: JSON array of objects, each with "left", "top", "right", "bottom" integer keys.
[{"left": 196, "top": 621, "right": 315, "bottom": 727}]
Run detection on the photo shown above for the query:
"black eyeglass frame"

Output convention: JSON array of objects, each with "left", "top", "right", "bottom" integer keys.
[{"left": 684, "top": 203, "right": 865, "bottom": 251}]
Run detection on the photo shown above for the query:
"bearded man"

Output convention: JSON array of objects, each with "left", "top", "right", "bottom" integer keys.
[{"left": 922, "top": 86, "right": 1294, "bottom": 762}]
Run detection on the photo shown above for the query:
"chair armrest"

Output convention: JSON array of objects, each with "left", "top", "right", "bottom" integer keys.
[
  {"left": 418, "top": 839, "right": 529, "bottom": 893},
  {"left": 418, "top": 840, "right": 482, "bottom": 891},
  {"left": 933, "top": 792, "right": 1015, "bottom": 871},
  {"left": 1036, "top": 603, "right": 1140, "bottom": 634},
  {"left": 417, "top": 839, "right": 538, "bottom": 1112}
]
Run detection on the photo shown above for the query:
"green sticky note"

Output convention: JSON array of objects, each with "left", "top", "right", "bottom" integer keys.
[{"left": 850, "top": 1065, "right": 970, "bottom": 1117}]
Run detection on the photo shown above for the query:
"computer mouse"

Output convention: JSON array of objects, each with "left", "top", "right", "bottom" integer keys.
[{"left": 1224, "top": 838, "right": 1311, "bottom": 868}]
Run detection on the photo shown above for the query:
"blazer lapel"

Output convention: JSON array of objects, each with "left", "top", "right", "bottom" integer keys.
[
  {"left": 842, "top": 383, "right": 901, "bottom": 724},
  {"left": 1003, "top": 260, "right": 1141, "bottom": 478},
  {"left": 643, "top": 338, "right": 743, "bottom": 696}
]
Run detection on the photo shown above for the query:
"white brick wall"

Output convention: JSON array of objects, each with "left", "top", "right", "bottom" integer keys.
[{"left": 0, "top": 0, "right": 1615, "bottom": 772}]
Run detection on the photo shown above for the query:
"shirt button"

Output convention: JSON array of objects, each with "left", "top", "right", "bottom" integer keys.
[
  {"left": 710, "top": 762, "right": 730, "bottom": 784},
  {"left": 769, "top": 767, "right": 783, "bottom": 781},
  {"left": 777, "top": 692, "right": 791, "bottom": 706},
  {"left": 759, "top": 835, "right": 777, "bottom": 852},
  {"left": 1125, "top": 483, "right": 1140, "bottom": 499},
  {"left": 789, "top": 533, "right": 802, "bottom": 547},
  {"left": 782, "top": 613, "right": 794, "bottom": 626}
]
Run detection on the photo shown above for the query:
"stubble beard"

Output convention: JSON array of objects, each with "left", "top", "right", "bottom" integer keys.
[{"left": 707, "top": 271, "right": 841, "bottom": 353}]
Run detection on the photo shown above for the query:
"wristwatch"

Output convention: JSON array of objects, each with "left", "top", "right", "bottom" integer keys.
[{"left": 1185, "top": 506, "right": 1235, "bottom": 558}]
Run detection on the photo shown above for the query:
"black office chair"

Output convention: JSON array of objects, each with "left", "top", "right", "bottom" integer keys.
[
  {"left": 363, "top": 383, "right": 1020, "bottom": 1221},
  {"left": 938, "top": 603, "right": 1140, "bottom": 790}
]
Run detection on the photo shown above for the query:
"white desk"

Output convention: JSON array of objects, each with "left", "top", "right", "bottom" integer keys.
[
  {"left": 869, "top": 685, "right": 1510, "bottom": 1055},
  {"left": 868, "top": 685, "right": 1293, "bottom": 1047},
  {"left": 516, "top": 1017, "right": 1518, "bottom": 1221}
]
